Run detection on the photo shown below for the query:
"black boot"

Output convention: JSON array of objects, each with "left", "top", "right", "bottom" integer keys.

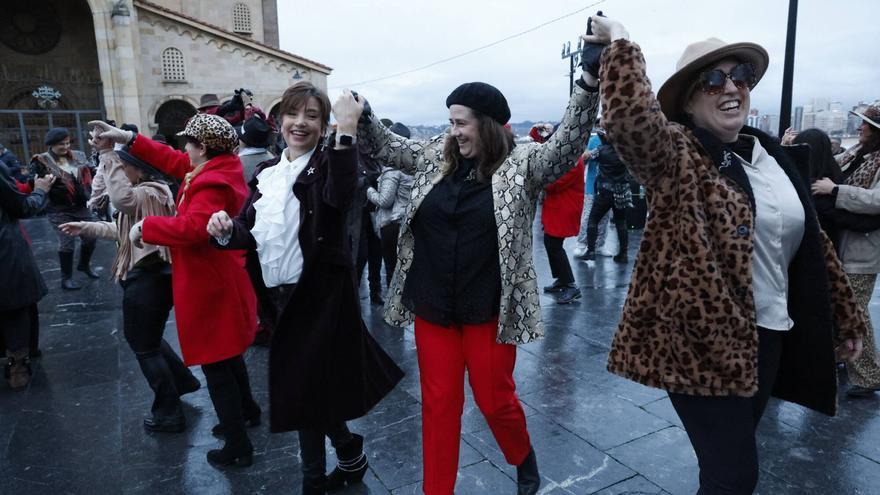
[
  {"left": 159, "top": 340, "right": 200, "bottom": 395},
  {"left": 204, "top": 363, "right": 253, "bottom": 468},
  {"left": 613, "top": 227, "right": 628, "bottom": 264},
  {"left": 303, "top": 474, "right": 329, "bottom": 495},
  {"left": 325, "top": 433, "right": 368, "bottom": 491},
  {"left": 211, "top": 356, "right": 261, "bottom": 436},
  {"left": 59, "top": 252, "right": 81, "bottom": 290},
  {"left": 516, "top": 447, "right": 540, "bottom": 495},
  {"left": 77, "top": 242, "right": 100, "bottom": 279},
  {"left": 136, "top": 353, "right": 186, "bottom": 433}
]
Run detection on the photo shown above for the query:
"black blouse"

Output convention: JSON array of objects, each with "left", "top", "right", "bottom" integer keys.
[{"left": 402, "top": 158, "right": 501, "bottom": 327}]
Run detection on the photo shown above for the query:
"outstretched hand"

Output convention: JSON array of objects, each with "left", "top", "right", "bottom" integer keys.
[
  {"left": 33, "top": 174, "right": 56, "bottom": 192},
  {"left": 59, "top": 222, "right": 84, "bottom": 237},
  {"left": 580, "top": 15, "right": 629, "bottom": 46},
  {"left": 87, "top": 120, "right": 134, "bottom": 145}
]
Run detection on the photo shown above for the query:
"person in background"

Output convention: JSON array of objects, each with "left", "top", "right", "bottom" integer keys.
[
  {"left": 198, "top": 93, "right": 221, "bottom": 115},
  {"left": 533, "top": 124, "right": 585, "bottom": 304},
  {"left": 237, "top": 114, "right": 275, "bottom": 183},
  {"left": 574, "top": 132, "right": 606, "bottom": 256},
  {"left": 0, "top": 143, "right": 24, "bottom": 180},
  {"left": 59, "top": 142, "right": 201, "bottom": 431},
  {"left": 592, "top": 15, "right": 867, "bottom": 492},
  {"left": 831, "top": 137, "right": 846, "bottom": 157},
  {"left": 29, "top": 127, "right": 100, "bottom": 290},
  {"left": 367, "top": 122, "right": 414, "bottom": 289},
  {"left": 812, "top": 105, "right": 880, "bottom": 398},
  {"left": 580, "top": 129, "right": 631, "bottom": 263},
  {"left": 0, "top": 166, "right": 54, "bottom": 390},
  {"left": 151, "top": 134, "right": 169, "bottom": 146},
  {"left": 87, "top": 120, "right": 122, "bottom": 220},
  {"left": 89, "top": 115, "right": 259, "bottom": 469}
]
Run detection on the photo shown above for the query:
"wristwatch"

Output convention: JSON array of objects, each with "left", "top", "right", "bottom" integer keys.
[{"left": 337, "top": 133, "right": 357, "bottom": 147}]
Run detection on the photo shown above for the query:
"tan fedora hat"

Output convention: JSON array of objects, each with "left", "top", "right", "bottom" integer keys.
[
  {"left": 850, "top": 105, "right": 880, "bottom": 130},
  {"left": 657, "top": 38, "right": 769, "bottom": 123}
]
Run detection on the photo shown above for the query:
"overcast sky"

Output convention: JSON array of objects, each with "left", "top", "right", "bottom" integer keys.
[{"left": 277, "top": 0, "right": 877, "bottom": 126}]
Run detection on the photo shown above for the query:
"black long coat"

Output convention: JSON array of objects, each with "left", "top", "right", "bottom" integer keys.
[
  {"left": 0, "top": 166, "right": 48, "bottom": 312},
  {"left": 215, "top": 145, "right": 403, "bottom": 431}
]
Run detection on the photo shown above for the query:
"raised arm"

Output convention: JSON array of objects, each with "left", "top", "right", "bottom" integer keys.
[
  {"left": 599, "top": 38, "right": 679, "bottom": 186},
  {"left": 143, "top": 182, "right": 232, "bottom": 248},
  {"left": 356, "top": 112, "right": 434, "bottom": 176},
  {"left": 129, "top": 135, "right": 192, "bottom": 181}
]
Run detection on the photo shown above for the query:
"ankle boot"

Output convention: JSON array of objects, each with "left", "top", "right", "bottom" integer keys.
[
  {"left": 59, "top": 252, "right": 81, "bottom": 290},
  {"left": 135, "top": 353, "right": 186, "bottom": 433},
  {"left": 205, "top": 367, "right": 253, "bottom": 468},
  {"left": 325, "top": 433, "right": 368, "bottom": 491},
  {"left": 303, "top": 474, "right": 329, "bottom": 495},
  {"left": 77, "top": 243, "right": 100, "bottom": 279},
  {"left": 516, "top": 447, "right": 540, "bottom": 495},
  {"left": 5, "top": 349, "right": 32, "bottom": 390},
  {"left": 206, "top": 437, "right": 253, "bottom": 468}
]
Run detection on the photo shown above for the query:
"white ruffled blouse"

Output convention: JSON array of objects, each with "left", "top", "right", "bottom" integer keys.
[{"left": 250, "top": 147, "right": 314, "bottom": 288}]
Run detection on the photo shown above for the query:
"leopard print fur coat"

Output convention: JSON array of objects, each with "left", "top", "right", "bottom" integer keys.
[
  {"left": 600, "top": 40, "right": 867, "bottom": 415},
  {"left": 357, "top": 85, "right": 600, "bottom": 344}
]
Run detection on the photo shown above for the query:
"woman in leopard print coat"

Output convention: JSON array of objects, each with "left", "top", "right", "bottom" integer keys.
[{"left": 587, "top": 16, "right": 867, "bottom": 493}]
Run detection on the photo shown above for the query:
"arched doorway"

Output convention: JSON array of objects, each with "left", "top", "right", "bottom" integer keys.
[
  {"left": 155, "top": 100, "right": 196, "bottom": 150},
  {"left": 0, "top": 0, "right": 103, "bottom": 158}
]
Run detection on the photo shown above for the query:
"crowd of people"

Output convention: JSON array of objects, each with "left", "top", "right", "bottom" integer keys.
[{"left": 0, "top": 12, "right": 878, "bottom": 495}]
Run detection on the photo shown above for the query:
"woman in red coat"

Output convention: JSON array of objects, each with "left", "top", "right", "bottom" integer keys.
[
  {"left": 90, "top": 115, "right": 259, "bottom": 468},
  {"left": 533, "top": 124, "right": 586, "bottom": 304}
]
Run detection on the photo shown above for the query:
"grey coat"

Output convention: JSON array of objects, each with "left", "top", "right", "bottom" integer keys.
[
  {"left": 357, "top": 85, "right": 599, "bottom": 344},
  {"left": 835, "top": 150, "right": 880, "bottom": 274},
  {"left": 367, "top": 167, "right": 412, "bottom": 228}
]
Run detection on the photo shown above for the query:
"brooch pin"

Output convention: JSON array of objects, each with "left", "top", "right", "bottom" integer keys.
[{"left": 307, "top": 167, "right": 315, "bottom": 175}]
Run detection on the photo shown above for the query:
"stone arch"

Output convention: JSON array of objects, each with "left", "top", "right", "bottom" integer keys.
[{"left": 154, "top": 99, "right": 196, "bottom": 150}]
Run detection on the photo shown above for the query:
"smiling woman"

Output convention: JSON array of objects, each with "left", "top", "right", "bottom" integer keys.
[{"left": 587, "top": 15, "right": 869, "bottom": 493}]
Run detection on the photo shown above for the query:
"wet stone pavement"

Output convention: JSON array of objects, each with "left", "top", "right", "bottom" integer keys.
[{"left": 3, "top": 216, "right": 880, "bottom": 495}]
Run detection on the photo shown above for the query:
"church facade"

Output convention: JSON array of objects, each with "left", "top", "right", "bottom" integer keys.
[{"left": 0, "top": 0, "right": 331, "bottom": 156}]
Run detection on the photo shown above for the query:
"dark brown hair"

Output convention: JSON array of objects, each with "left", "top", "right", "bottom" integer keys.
[
  {"left": 278, "top": 81, "right": 331, "bottom": 131},
  {"left": 442, "top": 108, "right": 511, "bottom": 182}
]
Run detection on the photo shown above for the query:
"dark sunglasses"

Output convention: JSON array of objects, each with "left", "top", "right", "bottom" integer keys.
[{"left": 697, "top": 63, "right": 757, "bottom": 94}]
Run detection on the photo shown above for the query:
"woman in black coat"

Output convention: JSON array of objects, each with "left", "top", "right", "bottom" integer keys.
[
  {"left": 0, "top": 166, "right": 55, "bottom": 389},
  {"left": 207, "top": 82, "right": 403, "bottom": 495}
]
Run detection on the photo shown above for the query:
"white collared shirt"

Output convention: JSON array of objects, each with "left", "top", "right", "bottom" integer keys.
[
  {"left": 250, "top": 147, "right": 314, "bottom": 288},
  {"left": 737, "top": 136, "right": 805, "bottom": 331}
]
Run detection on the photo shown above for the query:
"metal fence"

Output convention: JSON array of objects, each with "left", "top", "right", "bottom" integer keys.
[{"left": 0, "top": 109, "right": 104, "bottom": 161}]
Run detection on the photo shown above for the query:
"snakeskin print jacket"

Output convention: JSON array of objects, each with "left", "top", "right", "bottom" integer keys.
[{"left": 358, "top": 85, "right": 599, "bottom": 344}]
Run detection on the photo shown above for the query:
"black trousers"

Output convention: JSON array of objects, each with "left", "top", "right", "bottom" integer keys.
[
  {"left": 543, "top": 234, "right": 574, "bottom": 285},
  {"left": 356, "top": 209, "right": 383, "bottom": 293},
  {"left": 202, "top": 355, "right": 257, "bottom": 449},
  {"left": 380, "top": 222, "right": 401, "bottom": 287},
  {"left": 0, "top": 306, "right": 31, "bottom": 352},
  {"left": 586, "top": 188, "right": 628, "bottom": 252},
  {"left": 120, "top": 266, "right": 192, "bottom": 416},
  {"left": 0, "top": 304, "right": 39, "bottom": 356},
  {"left": 668, "top": 328, "right": 783, "bottom": 495},
  {"left": 298, "top": 423, "right": 353, "bottom": 481}
]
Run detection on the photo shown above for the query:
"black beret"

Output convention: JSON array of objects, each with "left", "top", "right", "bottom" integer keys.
[
  {"left": 446, "top": 82, "right": 510, "bottom": 125},
  {"left": 45, "top": 127, "right": 70, "bottom": 146},
  {"left": 116, "top": 148, "right": 166, "bottom": 180}
]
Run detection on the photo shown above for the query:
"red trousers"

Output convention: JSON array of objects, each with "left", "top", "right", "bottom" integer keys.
[{"left": 415, "top": 316, "right": 531, "bottom": 495}]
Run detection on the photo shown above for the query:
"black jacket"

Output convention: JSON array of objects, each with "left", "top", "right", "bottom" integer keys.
[
  {"left": 214, "top": 146, "right": 403, "bottom": 431},
  {"left": 0, "top": 166, "right": 48, "bottom": 311},
  {"left": 596, "top": 143, "right": 629, "bottom": 184}
]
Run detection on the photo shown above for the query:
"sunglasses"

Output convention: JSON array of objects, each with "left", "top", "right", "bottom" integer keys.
[{"left": 697, "top": 63, "right": 757, "bottom": 94}]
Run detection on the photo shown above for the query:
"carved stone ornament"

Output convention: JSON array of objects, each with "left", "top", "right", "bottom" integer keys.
[{"left": 33, "top": 85, "right": 62, "bottom": 109}]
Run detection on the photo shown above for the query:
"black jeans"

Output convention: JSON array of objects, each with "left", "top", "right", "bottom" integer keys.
[
  {"left": 120, "top": 265, "right": 191, "bottom": 416},
  {"left": 298, "top": 423, "right": 354, "bottom": 481},
  {"left": 543, "top": 234, "right": 574, "bottom": 285},
  {"left": 586, "top": 188, "right": 628, "bottom": 253},
  {"left": 380, "top": 222, "right": 401, "bottom": 287},
  {"left": 668, "top": 328, "right": 784, "bottom": 495},
  {"left": 202, "top": 355, "right": 257, "bottom": 450},
  {"left": 357, "top": 208, "right": 383, "bottom": 293}
]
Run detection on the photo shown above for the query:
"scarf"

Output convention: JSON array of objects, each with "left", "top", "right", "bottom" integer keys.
[{"left": 845, "top": 147, "right": 880, "bottom": 189}]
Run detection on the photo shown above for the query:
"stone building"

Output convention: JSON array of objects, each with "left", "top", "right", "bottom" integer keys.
[{"left": 0, "top": 0, "right": 331, "bottom": 156}]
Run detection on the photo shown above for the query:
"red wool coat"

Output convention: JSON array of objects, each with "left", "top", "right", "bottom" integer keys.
[
  {"left": 131, "top": 136, "right": 256, "bottom": 366},
  {"left": 542, "top": 157, "right": 585, "bottom": 238}
]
